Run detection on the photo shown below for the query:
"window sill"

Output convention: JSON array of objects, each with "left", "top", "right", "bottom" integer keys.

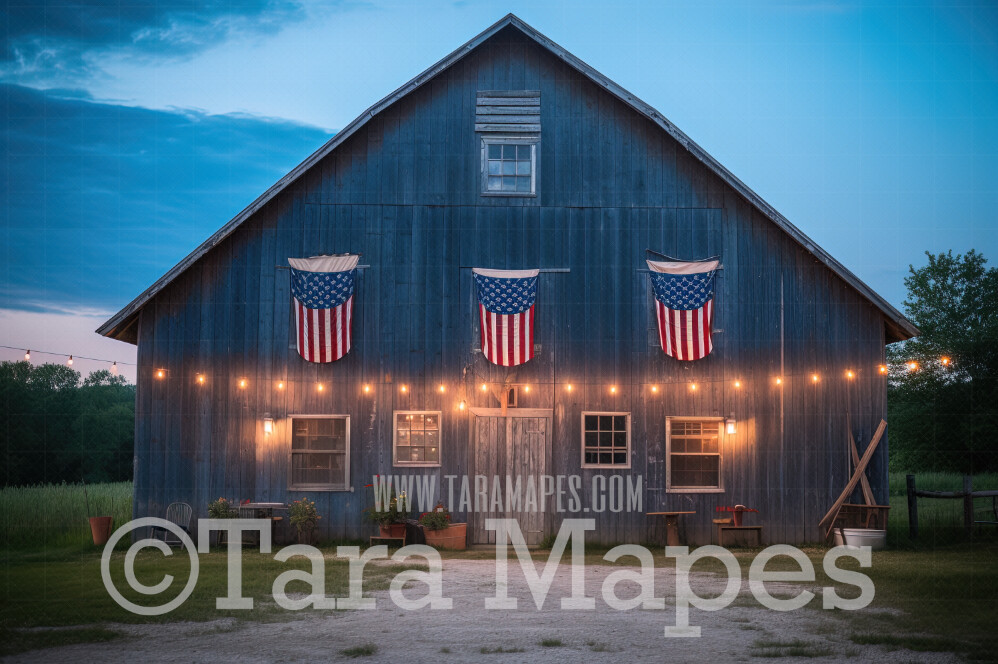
[
  {"left": 289, "top": 485, "right": 351, "bottom": 492},
  {"left": 392, "top": 463, "right": 442, "bottom": 468},
  {"left": 582, "top": 464, "right": 632, "bottom": 470},
  {"left": 480, "top": 191, "right": 537, "bottom": 198},
  {"left": 666, "top": 487, "right": 725, "bottom": 494}
]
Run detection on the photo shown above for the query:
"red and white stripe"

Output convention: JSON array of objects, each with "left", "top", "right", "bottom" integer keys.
[
  {"left": 655, "top": 298, "right": 713, "bottom": 361},
  {"left": 479, "top": 303, "right": 535, "bottom": 367},
  {"left": 294, "top": 295, "right": 353, "bottom": 363}
]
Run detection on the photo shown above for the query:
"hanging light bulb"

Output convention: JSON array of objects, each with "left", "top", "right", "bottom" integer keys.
[
  {"left": 438, "top": 384, "right": 446, "bottom": 393},
  {"left": 523, "top": 384, "right": 530, "bottom": 393},
  {"left": 156, "top": 369, "right": 165, "bottom": 379},
  {"left": 650, "top": 385, "right": 658, "bottom": 393},
  {"left": 400, "top": 384, "right": 407, "bottom": 393},
  {"left": 940, "top": 357, "right": 951, "bottom": 366},
  {"left": 812, "top": 374, "right": 820, "bottom": 383},
  {"left": 67, "top": 355, "right": 74, "bottom": 366},
  {"left": 24, "top": 349, "right": 30, "bottom": 361},
  {"left": 775, "top": 377, "right": 782, "bottom": 385},
  {"left": 239, "top": 378, "right": 248, "bottom": 389},
  {"left": 878, "top": 365, "right": 888, "bottom": 375},
  {"left": 846, "top": 370, "right": 855, "bottom": 380},
  {"left": 363, "top": 384, "right": 371, "bottom": 394},
  {"left": 480, "top": 383, "right": 488, "bottom": 392},
  {"left": 907, "top": 361, "right": 918, "bottom": 372},
  {"left": 609, "top": 385, "right": 617, "bottom": 394},
  {"left": 276, "top": 380, "right": 284, "bottom": 390},
  {"left": 111, "top": 361, "right": 118, "bottom": 375},
  {"left": 459, "top": 400, "right": 466, "bottom": 411},
  {"left": 565, "top": 383, "right": 573, "bottom": 392},
  {"left": 196, "top": 373, "right": 205, "bottom": 385},
  {"left": 733, "top": 380, "right": 742, "bottom": 389},
  {"left": 689, "top": 382, "right": 697, "bottom": 391}
]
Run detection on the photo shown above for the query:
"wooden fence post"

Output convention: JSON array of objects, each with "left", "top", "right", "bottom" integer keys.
[
  {"left": 964, "top": 475, "right": 974, "bottom": 537},
  {"left": 906, "top": 474, "right": 918, "bottom": 539}
]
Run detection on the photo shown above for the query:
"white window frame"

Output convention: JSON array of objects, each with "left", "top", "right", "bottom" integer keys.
[
  {"left": 480, "top": 136, "right": 539, "bottom": 197},
  {"left": 289, "top": 414, "right": 350, "bottom": 491},
  {"left": 580, "top": 412, "right": 631, "bottom": 469},
  {"left": 392, "top": 410, "right": 443, "bottom": 468},
  {"left": 665, "top": 416, "right": 724, "bottom": 493}
]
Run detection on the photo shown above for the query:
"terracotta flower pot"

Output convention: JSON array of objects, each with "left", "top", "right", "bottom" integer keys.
[
  {"left": 423, "top": 523, "right": 467, "bottom": 550},
  {"left": 379, "top": 523, "right": 406, "bottom": 538},
  {"left": 89, "top": 516, "right": 113, "bottom": 546}
]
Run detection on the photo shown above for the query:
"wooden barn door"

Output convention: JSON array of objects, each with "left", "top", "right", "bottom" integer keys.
[{"left": 470, "top": 410, "right": 551, "bottom": 545}]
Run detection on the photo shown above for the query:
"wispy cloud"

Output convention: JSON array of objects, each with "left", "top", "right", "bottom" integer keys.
[
  {"left": 1, "top": 0, "right": 307, "bottom": 85},
  {"left": 1, "top": 84, "right": 330, "bottom": 314}
]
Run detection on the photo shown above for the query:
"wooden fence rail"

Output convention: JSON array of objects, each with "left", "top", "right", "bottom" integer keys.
[{"left": 906, "top": 474, "right": 998, "bottom": 538}]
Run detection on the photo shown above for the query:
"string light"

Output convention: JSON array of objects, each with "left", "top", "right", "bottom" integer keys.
[
  {"left": 24, "top": 349, "right": 30, "bottom": 361},
  {"left": 734, "top": 380, "right": 742, "bottom": 388},
  {"left": 363, "top": 384, "right": 371, "bottom": 394},
  {"left": 239, "top": 378, "right": 248, "bottom": 389},
  {"left": 609, "top": 385, "right": 617, "bottom": 394},
  {"left": 458, "top": 400, "right": 466, "bottom": 411},
  {"left": 111, "top": 361, "right": 118, "bottom": 375},
  {"left": 689, "top": 382, "right": 697, "bottom": 391},
  {"left": 907, "top": 361, "right": 918, "bottom": 372},
  {"left": 811, "top": 374, "right": 820, "bottom": 383},
  {"left": 846, "top": 370, "right": 855, "bottom": 380},
  {"left": 155, "top": 369, "right": 165, "bottom": 379},
  {"left": 775, "top": 377, "right": 782, "bottom": 385},
  {"left": 1, "top": 345, "right": 134, "bottom": 368},
  {"left": 650, "top": 385, "right": 658, "bottom": 393},
  {"left": 940, "top": 357, "right": 951, "bottom": 366},
  {"left": 276, "top": 381, "right": 285, "bottom": 390},
  {"left": 565, "top": 383, "right": 573, "bottom": 392},
  {"left": 196, "top": 373, "right": 205, "bottom": 385},
  {"left": 480, "top": 383, "right": 488, "bottom": 392},
  {"left": 878, "top": 365, "right": 888, "bottom": 375},
  {"left": 316, "top": 382, "right": 324, "bottom": 392},
  {"left": 438, "top": 384, "right": 446, "bottom": 393},
  {"left": 523, "top": 384, "right": 530, "bottom": 393},
  {"left": 67, "top": 355, "right": 73, "bottom": 366},
  {"left": 400, "top": 384, "right": 407, "bottom": 393}
]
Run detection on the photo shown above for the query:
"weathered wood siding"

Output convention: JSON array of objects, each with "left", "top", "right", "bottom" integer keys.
[{"left": 132, "top": 25, "right": 889, "bottom": 545}]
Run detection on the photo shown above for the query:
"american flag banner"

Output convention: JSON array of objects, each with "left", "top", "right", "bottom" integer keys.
[
  {"left": 648, "top": 257, "right": 720, "bottom": 361},
  {"left": 473, "top": 268, "right": 539, "bottom": 367},
  {"left": 289, "top": 254, "right": 359, "bottom": 363}
]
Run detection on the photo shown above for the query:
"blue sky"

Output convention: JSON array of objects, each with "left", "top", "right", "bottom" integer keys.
[{"left": 2, "top": 1, "right": 996, "bottom": 380}]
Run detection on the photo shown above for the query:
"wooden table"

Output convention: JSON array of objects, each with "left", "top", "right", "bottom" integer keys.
[
  {"left": 647, "top": 512, "right": 696, "bottom": 546},
  {"left": 238, "top": 502, "right": 288, "bottom": 545}
]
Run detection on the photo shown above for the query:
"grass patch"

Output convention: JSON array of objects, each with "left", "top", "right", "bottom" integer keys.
[
  {"left": 1, "top": 482, "right": 133, "bottom": 551},
  {"left": 439, "top": 646, "right": 451, "bottom": 653},
  {"left": 0, "top": 626, "right": 124, "bottom": 657},
  {"left": 750, "top": 638, "right": 833, "bottom": 658},
  {"left": 480, "top": 645, "right": 526, "bottom": 654},
  {"left": 341, "top": 643, "right": 378, "bottom": 657},
  {"left": 539, "top": 638, "right": 563, "bottom": 647}
]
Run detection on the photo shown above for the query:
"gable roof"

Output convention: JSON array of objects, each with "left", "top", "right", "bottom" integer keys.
[{"left": 97, "top": 13, "right": 918, "bottom": 344}]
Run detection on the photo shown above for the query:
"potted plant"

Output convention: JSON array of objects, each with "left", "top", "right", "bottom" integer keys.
[
  {"left": 418, "top": 504, "right": 467, "bottom": 550},
  {"left": 289, "top": 497, "right": 321, "bottom": 545},
  {"left": 208, "top": 497, "right": 239, "bottom": 545},
  {"left": 83, "top": 479, "right": 113, "bottom": 546},
  {"left": 365, "top": 489, "right": 409, "bottom": 538}
]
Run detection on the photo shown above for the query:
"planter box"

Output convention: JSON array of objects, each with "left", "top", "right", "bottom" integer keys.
[
  {"left": 379, "top": 523, "right": 406, "bottom": 539},
  {"left": 89, "top": 516, "right": 113, "bottom": 546},
  {"left": 423, "top": 523, "right": 467, "bottom": 550}
]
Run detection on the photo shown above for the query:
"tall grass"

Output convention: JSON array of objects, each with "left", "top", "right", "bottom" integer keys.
[
  {"left": 1, "top": 482, "right": 132, "bottom": 550},
  {"left": 887, "top": 471, "right": 998, "bottom": 548}
]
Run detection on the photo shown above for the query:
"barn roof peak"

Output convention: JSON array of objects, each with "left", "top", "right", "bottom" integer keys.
[{"left": 97, "top": 13, "right": 917, "bottom": 343}]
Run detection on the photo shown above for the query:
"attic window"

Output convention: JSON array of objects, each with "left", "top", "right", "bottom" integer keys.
[
  {"left": 483, "top": 141, "right": 536, "bottom": 194},
  {"left": 477, "top": 90, "right": 539, "bottom": 197}
]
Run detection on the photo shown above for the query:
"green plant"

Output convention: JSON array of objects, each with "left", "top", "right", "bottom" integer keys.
[
  {"left": 364, "top": 488, "right": 409, "bottom": 527},
  {"left": 539, "top": 638, "right": 563, "bottom": 647},
  {"left": 341, "top": 644, "right": 378, "bottom": 657},
  {"left": 207, "top": 497, "right": 238, "bottom": 519},
  {"left": 418, "top": 508, "right": 452, "bottom": 531},
  {"left": 289, "top": 497, "right": 320, "bottom": 534}
]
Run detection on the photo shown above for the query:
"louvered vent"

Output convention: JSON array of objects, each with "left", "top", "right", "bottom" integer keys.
[{"left": 475, "top": 90, "right": 540, "bottom": 133}]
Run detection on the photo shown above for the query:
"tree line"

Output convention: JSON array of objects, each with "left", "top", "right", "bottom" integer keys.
[{"left": 0, "top": 363, "right": 135, "bottom": 487}]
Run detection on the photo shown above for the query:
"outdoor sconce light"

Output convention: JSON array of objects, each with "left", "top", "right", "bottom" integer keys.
[
  {"left": 263, "top": 415, "right": 273, "bottom": 435},
  {"left": 726, "top": 418, "right": 737, "bottom": 435}
]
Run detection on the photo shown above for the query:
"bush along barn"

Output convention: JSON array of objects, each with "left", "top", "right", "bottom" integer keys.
[{"left": 97, "top": 14, "right": 917, "bottom": 547}]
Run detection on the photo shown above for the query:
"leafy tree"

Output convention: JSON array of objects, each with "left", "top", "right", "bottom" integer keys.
[
  {"left": 0, "top": 362, "right": 135, "bottom": 486},
  {"left": 887, "top": 250, "right": 998, "bottom": 473}
]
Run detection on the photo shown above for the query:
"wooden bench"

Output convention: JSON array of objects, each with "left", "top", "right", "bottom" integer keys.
[
  {"left": 718, "top": 525, "right": 763, "bottom": 547},
  {"left": 369, "top": 535, "right": 406, "bottom": 548}
]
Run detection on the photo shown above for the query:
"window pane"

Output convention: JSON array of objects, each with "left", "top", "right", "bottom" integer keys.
[
  {"left": 599, "top": 431, "right": 612, "bottom": 448},
  {"left": 502, "top": 161, "right": 516, "bottom": 176},
  {"left": 424, "top": 414, "right": 438, "bottom": 430},
  {"left": 599, "top": 452, "right": 612, "bottom": 464},
  {"left": 584, "top": 415, "right": 598, "bottom": 430},
  {"left": 516, "top": 160, "right": 531, "bottom": 176},
  {"left": 502, "top": 177, "right": 516, "bottom": 191},
  {"left": 425, "top": 429, "right": 439, "bottom": 447},
  {"left": 585, "top": 452, "right": 599, "bottom": 464},
  {"left": 410, "top": 431, "right": 424, "bottom": 448},
  {"left": 488, "top": 160, "right": 501, "bottom": 175},
  {"left": 515, "top": 177, "right": 530, "bottom": 192},
  {"left": 702, "top": 436, "right": 719, "bottom": 453},
  {"left": 396, "top": 429, "right": 409, "bottom": 447},
  {"left": 585, "top": 431, "right": 598, "bottom": 447},
  {"left": 502, "top": 144, "right": 517, "bottom": 159},
  {"left": 614, "top": 431, "right": 627, "bottom": 448},
  {"left": 614, "top": 452, "right": 626, "bottom": 465},
  {"left": 425, "top": 445, "right": 439, "bottom": 462},
  {"left": 671, "top": 421, "right": 686, "bottom": 435},
  {"left": 396, "top": 413, "right": 409, "bottom": 429},
  {"left": 599, "top": 415, "right": 612, "bottom": 430},
  {"left": 487, "top": 176, "right": 501, "bottom": 190},
  {"left": 613, "top": 415, "right": 626, "bottom": 430},
  {"left": 488, "top": 144, "right": 502, "bottom": 159},
  {"left": 517, "top": 144, "right": 531, "bottom": 159}
]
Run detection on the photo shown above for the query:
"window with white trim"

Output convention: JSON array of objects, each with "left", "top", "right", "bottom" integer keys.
[
  {"left": 393, "top": 411, "right": 441, "bottom": 466},
  {"left": 581, "top": 412, "right": 630, "bottom": 468},
  {"left": 481, "top": 138, "right": 537, "bottom": 195},
  {"left": 290, "top": 416, "right": 349, "bottom": 490},
  {"left": 667, "top": 418, "right": 723, "bottom": 492}
]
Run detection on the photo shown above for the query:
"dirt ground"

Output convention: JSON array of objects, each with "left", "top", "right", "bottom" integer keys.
[{"left": 7, "top": 558, "right": 958, "bottom": 663}]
